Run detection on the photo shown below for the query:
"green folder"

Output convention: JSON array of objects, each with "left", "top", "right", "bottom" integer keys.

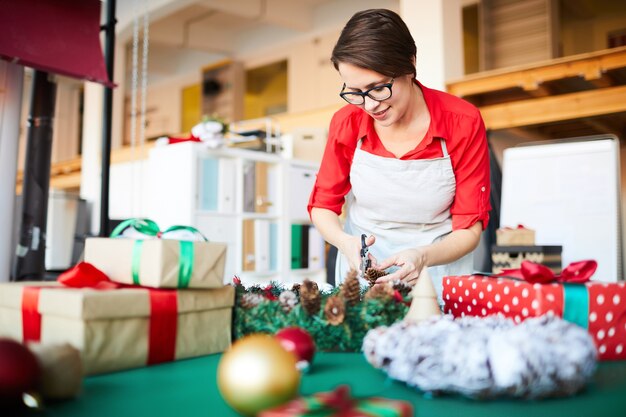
[{"left": 291, "top": 224, "right": 302, "bottom": 269}]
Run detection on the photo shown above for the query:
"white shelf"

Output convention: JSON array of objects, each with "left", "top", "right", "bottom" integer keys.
[{"left": 146, "top": 141, "right": 326, "bottom": 285}]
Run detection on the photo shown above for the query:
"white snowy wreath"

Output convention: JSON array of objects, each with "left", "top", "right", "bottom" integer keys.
[{"left": 362, "top": 314, "right": 597, "bottom": 399}]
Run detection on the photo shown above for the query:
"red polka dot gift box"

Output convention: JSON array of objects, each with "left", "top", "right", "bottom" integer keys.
[{"left": 443, "top": 260, "right": 626, "bottom": 360}]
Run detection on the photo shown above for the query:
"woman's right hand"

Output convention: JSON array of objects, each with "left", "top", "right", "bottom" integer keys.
[{"left": 337, "top": 234, "right": 376, "bottom": 272}]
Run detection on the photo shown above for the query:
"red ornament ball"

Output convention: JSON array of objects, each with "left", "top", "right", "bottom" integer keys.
[
  {"left": 0, "top": 339, "right": 41, "bottom": 402},
  {"left": 275, "top": 327, "right": 316, "bottom": 365}
]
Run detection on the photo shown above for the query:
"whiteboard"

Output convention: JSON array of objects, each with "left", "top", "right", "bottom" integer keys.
[{"left": 501, "top": 136, "right": 622, "bottom": 282}]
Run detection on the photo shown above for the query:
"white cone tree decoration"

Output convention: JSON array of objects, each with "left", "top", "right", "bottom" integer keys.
[{"left": 404, "top": 268, "right": 441, "bottom": 323}]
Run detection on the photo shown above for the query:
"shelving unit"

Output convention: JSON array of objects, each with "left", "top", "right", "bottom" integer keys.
[{"left": 146, "top": 141, "right": 325, "bottom": 285}]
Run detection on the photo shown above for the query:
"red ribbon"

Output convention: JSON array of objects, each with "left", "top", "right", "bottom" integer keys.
[
  {"left": 498, "top": 260, "right": 597, "bottom": 284},
  {"left": 166, "top": 134, "right": 202, "bottom": 145},
  {"left": 22, "top": 287, "right": 41, "bottom": 342},
  {"left": 316, "top": 385, "right": 356, "bottom": 412},
  {"left": 147, "top": 290, "right": 178, "bottom": 365},
  {"left": 21, "top": 262, "right": 178, "bottom": 364}
]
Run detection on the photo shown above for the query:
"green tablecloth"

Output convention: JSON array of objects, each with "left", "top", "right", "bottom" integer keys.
[{"left": 36, "top": 353, "right": 626, "bottom": 417}]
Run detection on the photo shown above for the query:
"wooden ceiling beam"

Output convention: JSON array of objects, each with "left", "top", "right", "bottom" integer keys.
[
  {"left": 480, "top": 85, "right": 626, "bottom": 130},
  {"left": 447, "top": 46, "right": 626, "bottom": 97}
]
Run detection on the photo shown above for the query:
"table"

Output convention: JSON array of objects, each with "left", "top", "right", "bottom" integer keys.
[{"left": 37, "top": 353, "right": 626, "bottom": 417}]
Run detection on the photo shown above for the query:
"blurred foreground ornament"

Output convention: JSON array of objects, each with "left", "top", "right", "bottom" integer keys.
[
  {"left": 275, "top": 327, "right": 316, "bottom": 371},
  {"left": 403, "top": 268, "right": 441, "bottom": 323},
  {"left": 0, "top": 338, "right": 41, "bottom": 407},
  {"left": 217, "top": 334, "right": 300, "bottom": 416}
]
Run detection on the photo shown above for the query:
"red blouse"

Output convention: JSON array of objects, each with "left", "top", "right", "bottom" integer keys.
[{"left": 308, "top": 81, "right": 491, "bottom": 231}]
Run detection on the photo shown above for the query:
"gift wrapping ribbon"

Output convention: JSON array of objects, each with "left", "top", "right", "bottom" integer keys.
[
  {"left": 296, "top": 385, "right": 405, "bottom": 417},
  {"left": 22, "top": 262, "right": 178, "bottom": 365},
  {"left": 111, "top": 218, "right": 207, "bottom": 288},
  {"left": 498, "top": 260, "right": 597, "bottom": 328}
]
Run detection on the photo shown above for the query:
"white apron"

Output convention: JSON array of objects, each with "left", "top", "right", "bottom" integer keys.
[{"left": 335, "top": 138, "right": 474, "bottom": 302}]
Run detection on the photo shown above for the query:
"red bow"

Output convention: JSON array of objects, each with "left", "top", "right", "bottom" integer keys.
[
  {"left": 58, "top": 262, "right": 122, "bottom": 289},
  {"left": 502, "top": 224, "right": 530, "bottom": 230},
  {"left": 498, "top": 260, "right": 597, "bottom": 284}
]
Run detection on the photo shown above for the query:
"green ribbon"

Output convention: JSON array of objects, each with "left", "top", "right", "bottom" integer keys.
[
  {"left": 111, "top": 218, "right": 161, "bottom": 238},
  {"left": 177, "top": 241, "right": 194, "bottom": 289},
  {"left": 110, "top": 218, "right": 207, "bottom": 288},
  {"left": 300, "top": 395, "right": 402, "bottom": 417},
  {"left": 563, "top": 283, "right": 589, "bottom": 329},
  {"left": 131, "top": 240, "right": 144, "bottom": 285}
]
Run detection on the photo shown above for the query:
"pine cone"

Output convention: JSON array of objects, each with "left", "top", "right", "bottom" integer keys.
[
  {"left": 341, "top": 269, "right": 361, "bottom": 306},
  {"left": 300, "top": 280, "right": 321, "bottom": 315},
  {"left": 240, "top": 293, "right": 265, "bottom": 309},
  {"left": 393, "top": 280, "right": 413, "bottom": 297},
  {"left": 364, "top": 268, "right": 388, "bottom": 287},
  {"left": 324, "top": 295, "right": 346, "bottom": 325},
  {"left": 278, "top": 290, "right": 297, "bottom": 313},
  {"left": 364, "top": 282, "right": 394, "bottom": 301},
  {"left": 291, "top": 282, "right": 301, "bottom": 297}
]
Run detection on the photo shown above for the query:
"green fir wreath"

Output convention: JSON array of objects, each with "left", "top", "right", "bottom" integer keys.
[{"left": 232, "top": 274, "right": 411, "bottom": 352}]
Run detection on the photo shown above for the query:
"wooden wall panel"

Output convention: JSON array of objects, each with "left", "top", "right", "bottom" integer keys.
[{"left": 481, "top": 0, "right": 559, "bottom": 70}]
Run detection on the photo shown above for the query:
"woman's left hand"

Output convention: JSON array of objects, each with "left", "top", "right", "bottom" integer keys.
[{"left": 374, "top": 248, "right": 427, "bottom": 285}]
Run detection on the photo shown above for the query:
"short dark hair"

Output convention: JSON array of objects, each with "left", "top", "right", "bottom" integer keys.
[{"left": 331, "top": 9, "right": 417, "bottom": 78}]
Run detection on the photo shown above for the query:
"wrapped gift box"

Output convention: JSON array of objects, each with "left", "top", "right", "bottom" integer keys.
[
  {"left": 443, "top": 275, "right": 626, "bottom": 360},
  {"left": 492, "top": 245, "right": 562, "bottom": 274},
  {"left": 84, "top": 237, "right": 227, "bottom": 288},
  {"left": 496, "top": 226, "right": 535, "bottom": 246},
  {"left": 259, "top": 386, "right": 413, "bottom": 417},
  {"left": 0, "top": 282, "right": 234, "bottom": 374}
]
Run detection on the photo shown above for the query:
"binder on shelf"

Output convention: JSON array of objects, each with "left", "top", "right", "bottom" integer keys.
[
  {"left": 255, "top": 161, "right": 269, "bottom": 213},
  {"left": 199, "top": 157, "right": 219, "bottom": 211},
  {"left": 242, "top": 219, "right": 255, "bottom": 271},
  {"left": 243, "top": 160, "right": 256, "bottom": 213},
  {"left": 287, "top": 165, "right": 317, "bottom": 220},
  {"left": 269, "top": 222, "right": 278, "bottom": 271},
  {"left": 308, "top": 226, "right": 325, "bottom": 270},
  {"left": 254, "top": 220, "right": 270, "bottom": 272},
  {"left": 291, "top": 224, "right": 302, "bottom": 269},
  {"left": 266, "top": 164, "right": 279, "bottom": 215},
  {"left": 218, "top": 158, "right": 236, "bottom": 213},
  {"left": 300, "top": 224, "right": 309, "bottom": 269}
]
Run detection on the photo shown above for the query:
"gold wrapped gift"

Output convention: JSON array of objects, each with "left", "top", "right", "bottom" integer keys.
[
  {"left": 0, "top": 282, "right": 234, "bottom": 375},
  {"left": 84, "top": 237, "right": 227, "bottom": 288}
]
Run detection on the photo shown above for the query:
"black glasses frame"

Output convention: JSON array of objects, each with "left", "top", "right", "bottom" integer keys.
[{"left": 339, "top": 79, "right": 395, "bottom": 105}]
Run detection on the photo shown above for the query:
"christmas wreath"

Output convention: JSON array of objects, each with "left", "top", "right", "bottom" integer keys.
[{"left": 233, "top": 269, "right": 411, "bottom": 352}]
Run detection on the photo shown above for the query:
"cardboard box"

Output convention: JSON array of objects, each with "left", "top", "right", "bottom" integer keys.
[
  {"left": 492, "top": 245, "right": 562, "bottom": 274},
  {"left": 84, "top": 237, "right": 227, "bottom": 288},
  {"left": 443, "top": 275, "right": 626, "bottom": 360},
  {"left": 496, "top": 227, "right": 535, "bottom": 246},
  {"left": 0, "top": 282, "right": 234, "bottom": 374}
]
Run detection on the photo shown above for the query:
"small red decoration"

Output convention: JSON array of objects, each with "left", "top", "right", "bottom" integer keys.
[
  {"left": 0, "top": 338, "right": 41, "bottom": 405},
  {"left": 275, "top": 327, "right": 316, "bottom": 366}
]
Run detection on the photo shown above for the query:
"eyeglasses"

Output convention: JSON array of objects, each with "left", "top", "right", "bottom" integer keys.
[{"left": 339, "top": 79, "right": 394, "bottom": 105}]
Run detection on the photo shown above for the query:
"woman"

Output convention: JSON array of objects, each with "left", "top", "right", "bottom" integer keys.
[{"left": 308, "top": 9, "right": 490, "bottom": 300}]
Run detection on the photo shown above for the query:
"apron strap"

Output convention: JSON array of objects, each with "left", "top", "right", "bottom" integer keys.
[{"left": 439, "top": 138, "right": 449, "bottom": 157}]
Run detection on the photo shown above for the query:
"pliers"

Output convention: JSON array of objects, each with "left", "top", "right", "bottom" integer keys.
[{"left": 359, "top": 233, "right": 371, "bottom": 276}]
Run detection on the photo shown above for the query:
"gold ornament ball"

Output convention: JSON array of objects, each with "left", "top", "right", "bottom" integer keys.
[{"left": 217, "top": 334, "right": 300, "bottom": 416}]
